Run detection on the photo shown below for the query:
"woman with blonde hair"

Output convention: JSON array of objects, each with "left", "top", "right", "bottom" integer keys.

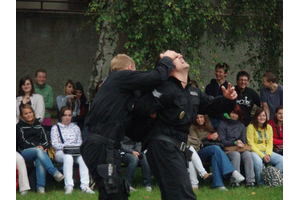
[{"left": 16, "top": 104, "right": 64, "bottom": 193}]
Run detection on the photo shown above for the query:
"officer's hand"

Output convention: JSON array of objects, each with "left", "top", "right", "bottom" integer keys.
[
  {"left": 150, "top": 113, "right": 157, "bottom": 118},
  {"left": 160, "top": 50, "right": 179, "bottom": 60},
  {"left": 221, "top": 83, "right": 237, "bottom": 100}
]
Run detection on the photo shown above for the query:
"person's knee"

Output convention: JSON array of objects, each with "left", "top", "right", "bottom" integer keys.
[
  {"left": 64, "top": 154, "right": 74, "bottom": 165},
  {"left": 251, "top": 153, "right": 263, "bottom": 169},
  {"left": 230, "top": 151, "right": 241, "bottom": 160}
]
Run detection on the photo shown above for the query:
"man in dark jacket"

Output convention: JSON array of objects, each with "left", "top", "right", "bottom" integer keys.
[
  {"left": 80, "top": 51, "right": 178, "bottom": 200},
  {"left": 120, "top": 136, "right": 152, "bottom": 192},
  {"left": 133, "top": 54, "right": 237, "bottom": 200}
]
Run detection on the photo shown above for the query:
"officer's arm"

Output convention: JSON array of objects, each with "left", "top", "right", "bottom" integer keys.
[
  {"left": 197, "top": 90, "right": 236, "bottom": 116},
  {"left": 121, "top": 57, "right": 175, "bottom": 91}
]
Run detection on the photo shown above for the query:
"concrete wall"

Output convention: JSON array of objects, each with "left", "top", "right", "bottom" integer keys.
[
  {"left": 16, "top": 11, "right": 275, "bottom": 111},
  {"left": 16, "top": 12, "right": 99, "bottom": 108}
]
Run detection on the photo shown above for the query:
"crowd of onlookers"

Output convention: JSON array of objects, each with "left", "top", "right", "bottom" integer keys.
[{"left": 16, "top": 64, "right": 283, "bottom": 195}]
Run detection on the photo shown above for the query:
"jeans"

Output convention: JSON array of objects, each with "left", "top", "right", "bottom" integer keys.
[
  {"left": 198, "top": 145, "right": 235, "bottom": 188},
  {"left": 122, "top": 152, "right": 151, "bottom": 187},
  {"left": 251, "top": 151, "right": 283, "bottom": 185},
  {"left": 21, "top": 147, "right": 59, "bottom": 188}
]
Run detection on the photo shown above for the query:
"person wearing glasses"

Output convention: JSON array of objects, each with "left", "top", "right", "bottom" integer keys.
[{"left": 235, "top": 71, "right": 261, "bottom": 126}]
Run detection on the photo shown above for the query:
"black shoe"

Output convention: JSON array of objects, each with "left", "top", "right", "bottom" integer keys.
[
  {"left": 203, "top": 173, "right": 214, "bottom": 181},
  {"left": 231, "top": 183, "right": 240, "bottom": 188},
  {"left": 246, "top": 182, "right": 255, "bottom": 188}
]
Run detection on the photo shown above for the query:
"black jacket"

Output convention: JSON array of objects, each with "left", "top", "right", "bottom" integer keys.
[
  {"left": 133, "top": 76, "right": 236, "bottom": 144},
  {"left": 85, "top": 57, "right": 174, "bottom": 145},
  {"left": 205, "top": 79, "right": 229, "bottom": 97},
  {"left": 217, "top": 119, "right": 247, "bottom": 147},
  {"left": 16, "top": 119, "right": 49, "bottom": 152}
]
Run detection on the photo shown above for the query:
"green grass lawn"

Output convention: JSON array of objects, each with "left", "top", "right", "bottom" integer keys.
[{"left": 16, "top": 168, "right": 283, "bottom": 200}]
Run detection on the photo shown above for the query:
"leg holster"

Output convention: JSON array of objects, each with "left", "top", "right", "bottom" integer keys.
[{"left": 97, "top": 139, "right": 119, "bottom": 194}]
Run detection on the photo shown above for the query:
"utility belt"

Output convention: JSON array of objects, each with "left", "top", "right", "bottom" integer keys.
[
  {"left": 151, "top": 134, "right": 193, "bottom": 161},
  {"left": 87, "top": 132, "right": 130, "bottom": 196}
]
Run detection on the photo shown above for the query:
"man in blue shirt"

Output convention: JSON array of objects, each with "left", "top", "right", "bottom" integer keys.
[{"left": 260, "top": 72, "right": 283, "bottom": 120}]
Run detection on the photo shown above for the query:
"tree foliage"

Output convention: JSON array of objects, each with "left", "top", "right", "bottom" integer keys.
[{"left": 86, "top": 0, "right": 283, "bottom": 87}]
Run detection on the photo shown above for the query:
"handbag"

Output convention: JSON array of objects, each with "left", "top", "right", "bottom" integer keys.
[
  {"left": 47, "top": 145, "right": 56, "bottom": 160},
  {"left": 57, "top": 124, "right": 81, "bottom": 156},
  {"left": 224, "top": 144, "right": 252, "bottom": 154},
  {"left": 273, "top": 144, "right": 283, "bottom": 155},
  {"left": 201, "top": 139, "right": 224, "bottom": 149}
]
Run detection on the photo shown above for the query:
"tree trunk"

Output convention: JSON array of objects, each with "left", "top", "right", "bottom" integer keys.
[{"left": 86, "top": 20, "right": 119, "bottom": 101}]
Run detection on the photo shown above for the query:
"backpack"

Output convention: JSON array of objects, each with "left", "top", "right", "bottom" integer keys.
[{"left": 261, "top": 166, "right": 283, "bottom": 187}]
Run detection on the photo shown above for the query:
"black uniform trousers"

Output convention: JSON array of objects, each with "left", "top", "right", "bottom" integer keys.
[
  {"left": 81, "top": 138, "right": 128, "bottom": 200},
  {"left": 146, "top": 140, "right": 197, "bottom": 200}
]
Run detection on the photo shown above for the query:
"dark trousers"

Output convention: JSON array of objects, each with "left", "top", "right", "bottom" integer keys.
[
  {"left": 147, "top": 140, "right": 197, "bottom": 200},
  {"left": 81, "top": 139, "right": 128, "bottom": 200}
]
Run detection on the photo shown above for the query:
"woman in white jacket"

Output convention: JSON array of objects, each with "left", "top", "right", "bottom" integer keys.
[
  {"left": 51, "top": 106, "right": 94, "bottom": 194},
  {"left": 16, "top": 75, "right": 45, "bottom": 124}
]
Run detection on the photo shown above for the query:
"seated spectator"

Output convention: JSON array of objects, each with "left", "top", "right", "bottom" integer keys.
[
  {"left": 268, "top": 106, "right": 283, "bottom": 155},
  {"left": 51, "top": 106, "right": 94, "bottom": 194},
  {"left": 205, "top": 63, "right": 230, "bottom": 129},
  {"left": 56, "top": 80, "right": 80, "bottom": 123},
  {"left": 235, "top": 70, "right": 261, "bottom": 126},
  {"left": 120, "top": 136, "right": 152, "bottom": 192},
  {"left": 218, "top": 105, "right": 255, "bottom": 187},
  {"left": 247, "top": 108, "right": 283, "bottom": 185},
  {"left": 16, "top": 75, "right": 45, "bottom": 124},
  {"left": 16, "top": 152, "right": 31, "bottom": 195},
  {"left": 34, "top": 69, "right": 54, "bottom": 131},
  {"left": 75, "top": 82, "right": 89, "bottom": 131},
  {"left": 190, "top": 114, "right": 245, "bottom": 191},
  {"left": 186, "top": 143, "right": 213, "bottom": 189},
  {"left": 16, "top": 104, "right": 64, "bottom": 193}
]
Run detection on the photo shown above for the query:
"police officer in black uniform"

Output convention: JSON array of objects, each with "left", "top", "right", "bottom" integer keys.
[
  {"left": 80, "top": 51, "right": 178, "bottom": 200},
  {"left": 133, "top": 53, "right": 237, "bottom": 200}
]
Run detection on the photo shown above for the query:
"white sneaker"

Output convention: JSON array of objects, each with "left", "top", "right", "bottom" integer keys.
[
  {"left": 145, "top": 186, "right": 152, "bottom": 192},
  {"left": 130, "top": 186, "right": 138, "bottom": 191},
  {"left": 82, "top": 187, "right": 95, "bottom": 194},
  {"left": 54, "top": 171, "right": 65, "bottom": 182},
  {"left": 216, "top": 186, "right": 228, "bottom": 191},
  {"left": 37, "top": 187, "right": 45, "bottom": 194},
  {"left": 20, "top": 190, "right": 28, "bottom": 195},
  {"left": 231, "top": 170, "right": 245, "bottom": 183},
  {"left": 65, "top": 187, "right": 73, "bottom": 194}
]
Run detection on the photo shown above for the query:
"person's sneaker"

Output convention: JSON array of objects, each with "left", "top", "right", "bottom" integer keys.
[
  {"left": 130, "top": 186, "right": 138, "bottom": 191},
  {"left": 216, "top": 186, "right": 228, "bottom": 191},
  {"left": 54, "top": 171, "right": 65, "bottom": 182},
  {"left": 37, "top": 187, "right": 45, "bottom": 194},
  {"left": 20, "top": 191, "right": 28, "bottom": 195},
  {"left": 231, "top": 170, "right": 245, "bottom": 183},
  {"left": 65, "top": 187, "right": 73, "bottom": 194},
  {"left": 82, "top": 186, "right": 95, "bottom": 194},
  {"left": 145, "top": 186, "right": 152, "bottom": 192}
]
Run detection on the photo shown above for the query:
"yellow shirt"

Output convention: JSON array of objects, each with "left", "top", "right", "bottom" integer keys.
[{"left": 246, "top": 124, "right": 273, "bottom": 159}]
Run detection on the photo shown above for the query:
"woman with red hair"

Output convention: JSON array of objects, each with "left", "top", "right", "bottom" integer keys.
[{"left": 218, "top": 104, "right": 255, "bottom": 187}]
